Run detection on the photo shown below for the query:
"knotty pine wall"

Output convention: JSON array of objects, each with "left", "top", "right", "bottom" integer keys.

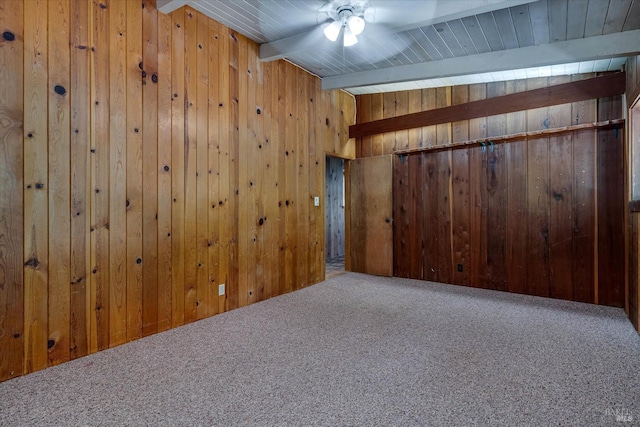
[
  {"left": 0, "top": 0, "right": 355, "bottom": 382},
  {"left": 356, "top": 76, "right": 625, "bottom": 306}
]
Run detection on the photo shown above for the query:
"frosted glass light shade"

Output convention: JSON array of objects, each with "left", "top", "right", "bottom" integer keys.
[
  {"left": 347, "top": 15, "right": 365, "bottom": 35},
  {"left": 324, "top": 20, "right": 342, "bottom": 42},
  {"left": 343, "top": 27, "right": 358, "bottom": 46}
]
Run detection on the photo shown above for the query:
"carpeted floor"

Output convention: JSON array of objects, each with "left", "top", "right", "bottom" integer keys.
[
  {"left": 325, "top": 255, "right": 345, "bottom": 279},
  {"left": 1, "top": 273, "right": 639, "bottom": 426}
]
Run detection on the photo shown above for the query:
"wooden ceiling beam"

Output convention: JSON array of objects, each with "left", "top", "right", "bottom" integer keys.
[{"left": 349, "top": 72, "right": 626, "bottom": 139}]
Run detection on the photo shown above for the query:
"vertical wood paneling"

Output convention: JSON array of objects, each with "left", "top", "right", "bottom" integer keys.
[
  {"left": 48, "top": 0, "right": 72, "bottom": 363},
  {"left": 547, "top": 78, "right": 573, "bottom": 301},
  {"left": 283, "top": 62, "right": 296, "bottom": 294},
  {"left": 23, "top": 0, "right": 50, "bottom": 373},
  {"left": 262, "top": 60, "right": 276, "bottom": 297},
  {"left": 227, "top": 28, "right": 240, "bottom": 311},
  {"left": 296, "top": 67, "right": 310, "bottom": 290},
  {"left": 237, "top": 33, "right": 248, "bottom": 306},
  {"left": 0, "top": 1, "right": 356, "bottom": 382},
  {"left": 386, "top": 79, "right": 623, "bottom": 308},
  {"left": 525, "top": 78, "right": 550, "bottom": 297},
  {"left": 90, "top": 0, "right": 111, "bottom": 353},
  {"left": 408, "top": 154, "right": 423, "bottom": 279},
  {"left": 485, "top": 82, "right": 507, "bottom": 291},
  {"left": 183, "top": 8, "right": 197, "bottom": 321},
  {"left": 170, "top": 8, "right": 185, "bottom": 327},
  {"left": 126, "top": 0, "right": 143, "bottom": 341},
  {"left": 469, "top": 84, "right": 487, "bottom": 288},
  {"left": 141, "top": 0, "right": 158, "bottom": 336},
  {"left": 195, "top": 13, "right": 209, "bottom": 318},
  {"left": 207, "top": 19, "right": 220, "bottom": 315},
  {"left": 505, "top": 80, "right": 528, "bottom": 295},
  {"left": 451, "top": 86, "right": 470, "bottom": 286},
  {"left": 393, "top": 154, "right": 410, "bottom": 278},
  {"left": 598, "top": 96, "right": 625, "bottom": 306},
  {"left": 157, "top": 11, "right": 172, "bottom": 330},
  {"left": 572, "top": 130, "right": 596, "bottom": 303},
  {"left": 248, "top": 40, "right": 264, "bottom": 304},
  {"left": 69, "top": 0, "right": 90, "bottom": 360},
  {"left": 0, "top": 0, "right": 24, "bottom": 381},
  {"left": 108, "top": 0, "right": 126, "bottom": 347},
  {"left": 216, "top": 23, "right": 230, "bottom": 313}
]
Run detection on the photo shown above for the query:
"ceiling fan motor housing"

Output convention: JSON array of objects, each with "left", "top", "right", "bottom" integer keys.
[{"left": 325, "top": 0, "right": 371, "bottom": 22}]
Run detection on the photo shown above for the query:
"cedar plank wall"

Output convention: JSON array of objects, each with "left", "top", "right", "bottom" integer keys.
[
  {"left": 356, "top": 75, "right": 625, "bottom": 307},
  {"left": 627, "top": 55, "right": 640, "bottom": 331},
  {"left": 0, "top": 0, "right": 355, "bottom": 382}
]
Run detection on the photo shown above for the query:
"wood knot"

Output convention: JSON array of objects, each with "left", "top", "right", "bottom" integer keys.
[
  {"left": 2, "top": 31, "right": 15, "bottom": 41},
  {"left": 553, "top": 192, "right": 564, "bottom": 201},
  {"left": 54, "top": 85, "right": 66, "bottom": 96},
  {"left": 136, "top": 258, "right": 142, "bottom": 264},
  {"left": 163, "top": 165, "right": 169, "bottom": 172},
  {"left": 24, "top": 257, "right": 39, "bottom": 269},
  {"left": 151, "top": 73, "right": 158, "bottom": 83},
  {"left": 35, "top": 183, "right": 44, "bottom": 189},
  {"left": 258, "top": 218, "right": 264, "bottom": 226},
  {"left": 256, "top": 108, "right": 261, "bottom": 115},
  {"left": 47, "top": 339, "right": 55, "bottom": 349}
]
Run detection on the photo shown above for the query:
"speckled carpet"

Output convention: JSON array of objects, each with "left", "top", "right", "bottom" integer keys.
[{"left": 1, "top": 273, "right": 639, "bottom": 426}]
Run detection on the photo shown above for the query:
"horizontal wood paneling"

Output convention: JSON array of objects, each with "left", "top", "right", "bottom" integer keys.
[{"left": 0, "top": 0, "right": 355, "bottom": 383}]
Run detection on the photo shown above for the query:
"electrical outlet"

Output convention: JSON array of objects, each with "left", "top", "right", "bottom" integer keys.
[
  {"left": 314, "top": 196, "right": 320, "bottom": 207},
  {"left": 218, "top": 283, "right": 225, "bottom": 296}
]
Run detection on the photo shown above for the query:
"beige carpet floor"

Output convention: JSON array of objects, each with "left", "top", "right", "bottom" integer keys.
[{"left": 1, "top": 272, "right": 639, "bottom": 426}]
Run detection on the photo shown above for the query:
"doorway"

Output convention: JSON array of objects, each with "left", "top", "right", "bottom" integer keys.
[{"left": 325, "top": 156, "right": 345, "bottom": 278}]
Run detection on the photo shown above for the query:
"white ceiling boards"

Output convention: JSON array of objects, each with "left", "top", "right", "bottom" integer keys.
[{"left": 158, "top": 0, "right": 640, "bottom": 93}]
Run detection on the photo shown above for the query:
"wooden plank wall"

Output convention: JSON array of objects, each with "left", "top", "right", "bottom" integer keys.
[
  {"left": 325, "top": 156, "right": 344, "bottom": 260},
  {"left": 626, "top": 55, "right": 640, "bottom": 109},
  {"left": 626, "top": 55, "right": 640, "bottom": 331},
  {"left": 0, "top": 0, "right": 355, "bottom": 382},
  {"left": 359, "top": 77, "right": 625, "bottom": 306}
]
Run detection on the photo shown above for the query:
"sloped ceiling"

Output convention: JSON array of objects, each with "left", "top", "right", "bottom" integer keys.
[{"left": 158, "top": 0, "right": 640, "bottom": 94}]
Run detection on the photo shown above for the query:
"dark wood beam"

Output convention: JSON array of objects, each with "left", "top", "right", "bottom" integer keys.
[{"left": 349, "top": 72, "right": 626, "bottom": 139}]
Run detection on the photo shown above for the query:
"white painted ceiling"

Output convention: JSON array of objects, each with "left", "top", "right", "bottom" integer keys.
[{"left": 159, "top": 0, "right": 640, "bottom": 94}]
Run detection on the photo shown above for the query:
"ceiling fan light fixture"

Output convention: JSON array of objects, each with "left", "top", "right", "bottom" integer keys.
[
  {"left": 343, "top": 27, "right": 358, "bottom": 46},
  {"left": 347, "top": 15, "right": 365, "bottom": 35},
  {"left": 324, "top": 20, "right": 342, "bottom": 42}
]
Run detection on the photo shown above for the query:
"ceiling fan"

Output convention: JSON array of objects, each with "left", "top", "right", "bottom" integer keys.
[{"left": 319, "top": 0, "right": 376, "bottom": 47}]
